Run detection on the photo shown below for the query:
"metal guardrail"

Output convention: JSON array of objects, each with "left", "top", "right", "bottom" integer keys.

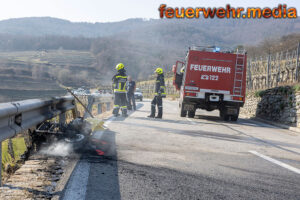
[
  {"left": 83, "top": 94, "right": 114, "bottom": 118},
  {"left": 0, "top": 96, "right": 75, "bottom": 142},
  {"left": 0, "top": 96, "right": 75, "bottom": 186},
  {"left": 0, "top": 93, "right": 113, "bottom": 186}
]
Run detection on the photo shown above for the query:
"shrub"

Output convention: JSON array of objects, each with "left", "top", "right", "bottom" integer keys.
[{"left": 254, "top": 90, "right": 266, "bottom": 98}]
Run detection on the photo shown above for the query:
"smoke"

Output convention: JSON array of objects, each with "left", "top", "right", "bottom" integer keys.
[{"left": 40, "top": 141, "right": 73, "bottom": 157}]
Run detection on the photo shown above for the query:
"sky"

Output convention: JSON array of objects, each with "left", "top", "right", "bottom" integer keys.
[{"left": 0, "top": 0, "right": 299, "bottom": 23}]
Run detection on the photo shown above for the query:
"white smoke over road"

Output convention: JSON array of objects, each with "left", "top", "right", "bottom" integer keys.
[{"left": 40, "top": 141, "right": 73, "bottom": 157}]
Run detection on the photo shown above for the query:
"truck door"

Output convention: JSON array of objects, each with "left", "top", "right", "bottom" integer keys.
[{"left": 173, "top": 61, "right": 185, "bottom": 90}]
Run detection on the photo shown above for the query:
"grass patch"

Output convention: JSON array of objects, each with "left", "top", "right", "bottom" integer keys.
[
  {"left": 293, "top": 84, "right": 300, "bottom": 92},
  {"left": 2, "top": 137, "right": 27, "bottom": 174}
]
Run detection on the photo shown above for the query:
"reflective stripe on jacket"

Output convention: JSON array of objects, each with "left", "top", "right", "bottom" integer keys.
[
  {"left": 112, "top": 71, "right": 127, "bottom": 93},
  {"left": 154, "top": 74, "right": 166, "bottom": 97}
]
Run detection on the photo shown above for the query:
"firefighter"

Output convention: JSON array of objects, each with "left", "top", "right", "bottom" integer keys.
[
  {"left": 112, "top": 63, "right": 128, "bottom": 117},
  {"left": 147, "top": 67, "right": 166, "bottom": 118},
  {"left": 177, "top": 66, "right": 185, "bottom": 87},
  {"left": 174, "top": 66, "right": 185, "bottom": 89}
]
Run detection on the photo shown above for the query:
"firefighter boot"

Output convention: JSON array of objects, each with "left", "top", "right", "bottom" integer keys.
[
  {"left": 147, "top": 104, "right": 155, "bottom": 118},
  {"left": 122, "top": 108, "right": 128, "bottom": 117},
  {"left": 113, "top": 107, "right": 120, "bottom": 117},
  {"left": 155, "top": 106, "right": 163, "bottom": 118}
]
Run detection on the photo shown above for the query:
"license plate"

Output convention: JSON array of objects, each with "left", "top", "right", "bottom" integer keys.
[{"left": 227, "top": 108, "right": 238, "bottom": 114}]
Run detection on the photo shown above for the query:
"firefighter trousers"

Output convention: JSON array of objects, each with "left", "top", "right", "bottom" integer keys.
[
  {"left": 150, "top": 96, "right": 163, "bottom": 117},
  {"left": 113, "top": 92, "right": 127, "bottom": 116}
]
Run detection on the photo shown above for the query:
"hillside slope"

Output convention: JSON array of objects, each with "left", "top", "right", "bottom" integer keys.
[{"left": 0, "top": 17, "right": 300, "bottom": 46}]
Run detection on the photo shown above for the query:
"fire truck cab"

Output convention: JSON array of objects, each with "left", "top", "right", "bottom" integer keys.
[{"left": 173, "top": 46, "right": 247, "bottom": 121}]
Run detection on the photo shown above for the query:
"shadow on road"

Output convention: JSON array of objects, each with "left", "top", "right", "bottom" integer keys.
[
  {"left": 94, "top": 158, "right": 300, "bottom": 200},
  {"left": 83, "top": 129, "right": 121, "bottom": 200},
  {"left": 195, "top": 114, "right": 279, "bottom": 129},
  {"left": 131, "top": 115, "right": 279, "bottom": 130},
  {"left": 131, "top": 116, "right": 199, "bottom": 125},
  {"left": 118, "top": 120, "right": 300, "bottom": 156}
]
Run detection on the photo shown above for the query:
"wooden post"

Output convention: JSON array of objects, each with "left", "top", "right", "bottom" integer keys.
[
  {"left": 248, "top": 59, "right": 252, "bottom": 90},
  {"left": 267, "top": 53, "right": 271, "bottom": 88},
  {"left": 277, "top": 52, "right": 283, "bottom": 83},
  {"left": 295, "top": 42, "right": 300, "bottom": 81},
  {"left": 83, "top": 96, "right": 94, "bottom": 119}
]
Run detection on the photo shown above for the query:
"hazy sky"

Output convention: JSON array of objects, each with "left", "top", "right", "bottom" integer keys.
[{"left": 0, "top": 0, "right": 299, "bottom": 22}]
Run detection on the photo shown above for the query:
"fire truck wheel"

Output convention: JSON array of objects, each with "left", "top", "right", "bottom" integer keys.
[
  {"left": 180, "top": 107, "right": 187, "bottom": 117},
  {"left": 223, "top": 115, "right": 230, "bottom": 121},
  {"left": 231, "top": 115, "right": 238, "bottom": 121},
  {"left": 188, "top": 111, "right": 195, "bottom": 118},
  {"left": 220, "top": 110, "right": 229, "bottom": 121},
  {"left": 220, "top": 108, "right": 229, "bottom": 121}
]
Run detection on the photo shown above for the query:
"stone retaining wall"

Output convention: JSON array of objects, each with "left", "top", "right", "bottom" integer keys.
[{"left": 241, "top": 86, "right": 300, "bottom": 127}]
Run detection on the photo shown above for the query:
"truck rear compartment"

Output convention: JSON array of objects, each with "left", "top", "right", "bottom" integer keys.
[{"left": 174, "top": 47, "right": 247, "bottom": 121}]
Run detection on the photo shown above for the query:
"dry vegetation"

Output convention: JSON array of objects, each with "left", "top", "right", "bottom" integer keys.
[{"left": 246, "top": 33, "right": 300, "bottom": 57}]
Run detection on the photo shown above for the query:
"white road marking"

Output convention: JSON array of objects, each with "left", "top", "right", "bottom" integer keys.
[
  {"left": 249, "top": 150, "right": 300, "bottom": 174},
  {"left": 187, "top": 118, "right": 197, "bottom": 125},
  {"left": 63, "top": 161, "right": 90, "bottom": 200}
]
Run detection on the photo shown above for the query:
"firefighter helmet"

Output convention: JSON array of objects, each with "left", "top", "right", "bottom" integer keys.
[
  {"left": 116, "top": 63, "right": 125, "bottom": 71},
  {"left": 155, "top": 67, "right": 163, "bottom": 74},
  {"left": 180, "top": 67, "right": 185, "bottom": 73}
]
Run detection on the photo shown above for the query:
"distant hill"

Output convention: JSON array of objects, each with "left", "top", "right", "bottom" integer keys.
[
  {"left": 0, "top": 17, "right": 300, "bottom": 46},
  {"left": 0, "top": 17, "right": 154, "bottom": 37}
]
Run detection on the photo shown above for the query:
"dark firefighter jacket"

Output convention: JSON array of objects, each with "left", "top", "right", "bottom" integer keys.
[
  {"left": 112, "top": 69, "right": 127, "bottom": 93},
  {"left": 155, "top": 74, "right": 166, "bottom": 97}
]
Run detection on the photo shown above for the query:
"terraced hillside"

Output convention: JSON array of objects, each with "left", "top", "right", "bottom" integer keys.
[{"left": 0, "top": 50, "right": 100, "bottom": 102}]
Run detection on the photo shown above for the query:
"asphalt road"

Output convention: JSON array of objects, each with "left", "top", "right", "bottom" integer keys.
[{"left": 62, "top": 99, "right": 300, "bottom": 200}]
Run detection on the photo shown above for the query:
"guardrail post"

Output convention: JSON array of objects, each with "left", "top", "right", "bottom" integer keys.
[
  {"left": 59, "top": 113, "right": 66, "bottom": 124},
  {"left": 295, "top": 42, "right": 300, "bottom": 81},
  {"left": 267, "top": 53, "right": 270, "bottom": 88},
  {"left": 84, "top": 96, "right": 94, "bottom": 119},
  {"left": 106, "top": 102, "right": 111, "bottom": 111},
  {"left": 98, "top": 103, "right": 102, "bottom": 114}
]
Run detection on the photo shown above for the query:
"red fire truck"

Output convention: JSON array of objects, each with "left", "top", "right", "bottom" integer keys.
[{"left": 173, "top": 46, "right": 247, "bottom": 121}]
